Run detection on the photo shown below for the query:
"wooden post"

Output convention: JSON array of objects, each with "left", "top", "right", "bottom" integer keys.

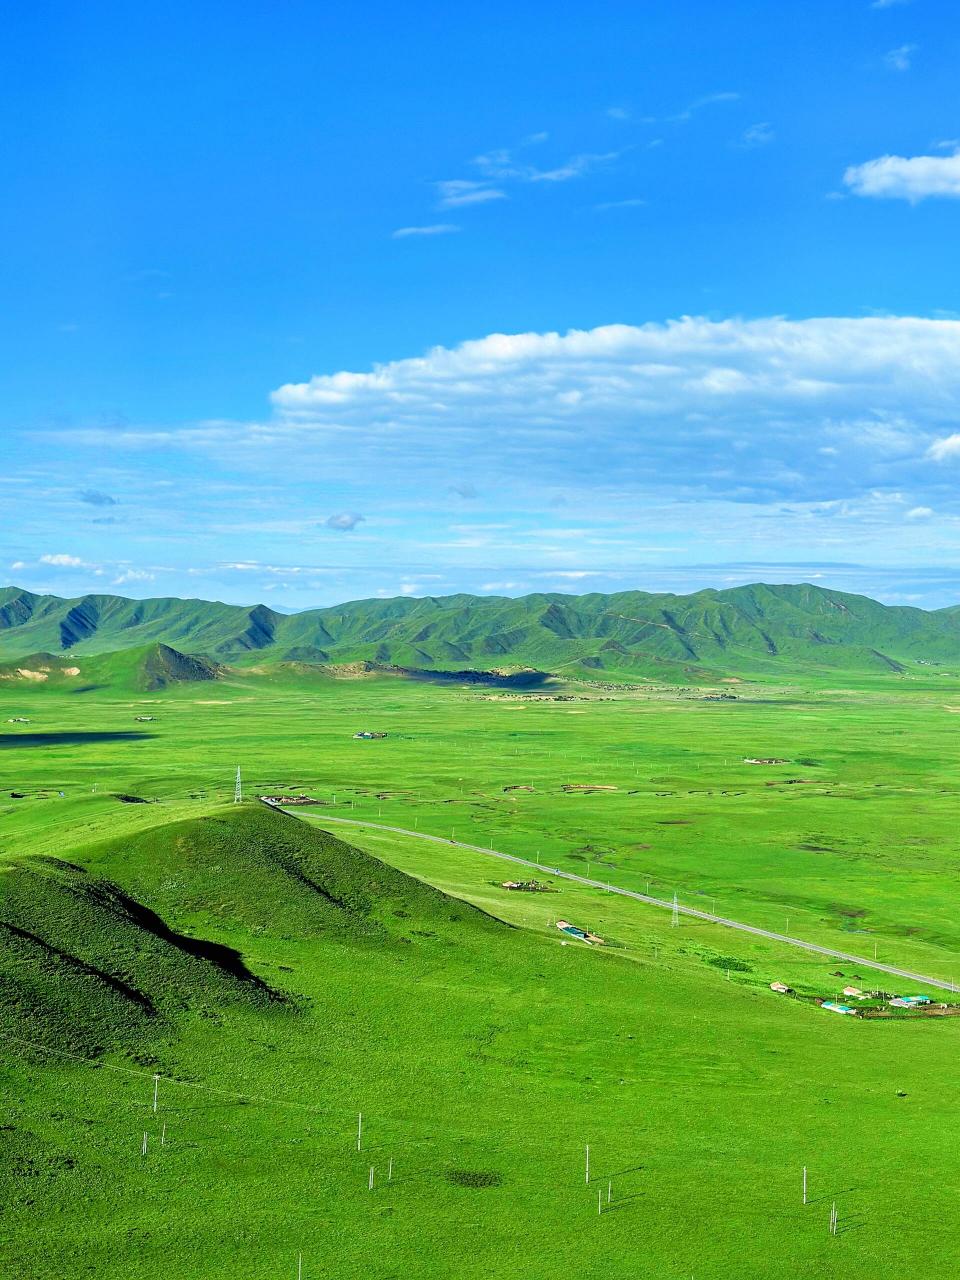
[
  {"left": 369, "top": 1166, "right": 375, "bottom": 1191},
  {"left": 585, "top": 1144, "right": 590, "bottom": 1184},
  {"left": 388, "top": 1157, "right": 393, "bottom": 1182},
  {"left": 598, "top": 1187, "right": 602, "bottom": 1215},
  {"left": 152, "top": 1073, "right": 160, "bottom": 1113},
  {"left": 357, "top": 1112, "right": 363, "bottom": 1152},
  {"left": 141, "top": 1132, "right": 148, "bottom": 1156}
]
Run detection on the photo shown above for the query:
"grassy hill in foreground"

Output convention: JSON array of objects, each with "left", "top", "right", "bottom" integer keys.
[
  {"left": 4, "top": 804, "right": 960, "bottom": 1278},
  {"left": 0, "top": 805, "right": 492, "bottom": 1057},
  {"left": 2, "top": 581, "right": 959, "bottom": 677}
]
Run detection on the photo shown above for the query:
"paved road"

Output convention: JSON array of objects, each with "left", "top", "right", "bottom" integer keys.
[{"left": 275, "top": 804, "right": 957, "bottom": 994}]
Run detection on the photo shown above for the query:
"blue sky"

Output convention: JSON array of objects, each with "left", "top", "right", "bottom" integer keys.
[{"left": 4, "top": 0, "right": 960, "bottom": 608}]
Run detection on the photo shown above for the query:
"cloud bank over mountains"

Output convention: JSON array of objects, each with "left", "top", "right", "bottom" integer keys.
[
  {"left": 271, "top": 316, "right": 960, "bottom": 504},
  {"left": 7, "top": 316, "right": 960, "bottom": 609}
]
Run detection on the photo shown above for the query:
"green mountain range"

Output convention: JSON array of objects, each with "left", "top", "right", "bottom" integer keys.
[{"left": 1, "top": 582, "right": 959, "bottom": 680}]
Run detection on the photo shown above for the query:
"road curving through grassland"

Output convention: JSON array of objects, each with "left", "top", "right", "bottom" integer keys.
[{"left": 269, "top": 802, "right": 959, "bottom": 994}]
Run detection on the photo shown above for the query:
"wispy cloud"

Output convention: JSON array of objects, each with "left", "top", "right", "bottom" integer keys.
[
  {"left": 927, "top": 433, "right": 960, "bottom": 461},
  {"left": 435, "top": 180, "right": 507, "bottom": 208},
  {"left": 844, "top": 149, "right": 960, "bottom": 200},
  {"left": 434, "top": 136, "right": 623, "bottom": 215},
  {"left": 325, "top": 511, "right": 366, "bottom": 531},
  {"left": 392, "top": 223, "right": 460, "bottom": 238},
  {"left": 884, "top": 43, "right": 917, "bottom": 71},
  {"left": 471, "top": 146, "right": 622, "bottom": 185},
  {"left": 736, "top": 122, "right": 775, "bottom": 149},
  {"left": 526, "top": 152, "right": 622, "bottom": 183},
  {"left": 871, "top": 0, "right": 912, "bottom": 8},
  {"left": 668, "top": 91, "right": 740, "bottom": 123},
  {"left": 594, "top": 197, "right": 647, "bottom": 211},
  {"left": 79, "top": 488, "right": 118, "bottom": 506}
]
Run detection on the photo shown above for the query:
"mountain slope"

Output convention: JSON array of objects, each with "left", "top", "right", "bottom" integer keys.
[{"left": 1, "top": 582, "right": 959, "bottom": 676}]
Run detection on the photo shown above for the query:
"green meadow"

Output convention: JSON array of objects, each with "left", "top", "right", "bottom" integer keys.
[{"left": 2, "top": 663, "right": 960, "bottom": 1277}]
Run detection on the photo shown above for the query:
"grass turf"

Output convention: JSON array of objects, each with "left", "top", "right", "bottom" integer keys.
[{"left": 2, "top": 668, "right": 960, "bottom": 1277}]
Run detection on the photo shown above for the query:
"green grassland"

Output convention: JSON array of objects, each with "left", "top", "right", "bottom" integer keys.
[{"left": 2, "top": 659, "right": 960, "bottom": 1277}]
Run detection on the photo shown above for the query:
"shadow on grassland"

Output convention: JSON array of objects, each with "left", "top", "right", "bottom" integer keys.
[{"left": 0, "top": 732, "right": 155, "bottom": 748}]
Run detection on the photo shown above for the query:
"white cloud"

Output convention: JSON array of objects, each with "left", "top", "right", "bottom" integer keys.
[
  {"left": 906, "top": 506, "right": 933, "bottom": 519},
  {"left": 884, "top": 43, "right": 917, "bottom": 71},
  {"left": 392, "top": 224, "right": 460, "bottom": 239},
  {"left": 844, "top": 149, "right": 960, "bottom": 201},
  {"left": 40, "top": 553, "right": 84, "bottom": 567},
  {"left": 270, "top": 316, "right": 960, "bottom": 508},
  {"left": 113, "top": 569, "right": 156, "bottom": 585},
  {"left": 10, "top": 560, "right": 25, "bottom": 570},
  {"left": 871, "top": 0, "right": 911, "bottom": 8},
  {"left": 928, "top": 433, "right": 960, "bottom": 461}
]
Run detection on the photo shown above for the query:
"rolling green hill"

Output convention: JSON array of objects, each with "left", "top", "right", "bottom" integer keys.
[
  {"left": 0, "top": 643, "right": 223, "bottom": 693},
  {"left": 0, "top": 805, "right": 489, "bottom": 1059},
  {"left": 2, "top": 581, "right": 959, "bottom": 677}
]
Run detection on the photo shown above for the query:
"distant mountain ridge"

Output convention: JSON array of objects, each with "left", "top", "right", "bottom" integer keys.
[{"left": 1, "top": 582, "right": 959, "bottom": 678}]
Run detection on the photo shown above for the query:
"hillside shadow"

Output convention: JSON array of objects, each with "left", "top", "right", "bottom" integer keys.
[{"left": 106, "top": 886, "right": 279, "bottom": 995}]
